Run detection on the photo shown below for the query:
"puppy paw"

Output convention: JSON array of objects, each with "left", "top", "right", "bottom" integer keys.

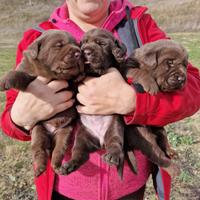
[
  {"left": 103, "top": 152, "right": 124, "bottom": 179},
  {"left": 35, "top": 165, "right": 46, "bottom": 177},
  {"left": 60, "top": 160, "right": 80, "bottom": 175},
  {"left": 143, "top": 82, "right": 159, "bottom": 95},
  {"left": 51, "top": 163, "right": 62, "bottom": 175},
  {"left": 112, "top": 48, "right": 125, "bottom": 63},
  {"left": 166, "top": 148, "right": 179, "bottom": 159},
  {"left": 103, "top": 152, "right": 123, "bottom": 166},
  {"left": 0, "top": 79, "right": 11, "bottom": 91},
  {"left": 163, "top": 162, "right": 181, "bottom": 177}
]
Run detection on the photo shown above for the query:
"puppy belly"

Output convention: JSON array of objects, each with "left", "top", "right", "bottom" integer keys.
[{"left": 80, "top": 114, "right": 113, "bottom": 146}]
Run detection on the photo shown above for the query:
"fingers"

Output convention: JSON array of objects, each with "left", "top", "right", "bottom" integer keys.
[
  {"left": 76, "top": 104, "right": 107, "bottom": 115},
  {"left": 56, "top": 90, "right": 74, "bottom": 103},
  {"left": 82, "top": 76, "right": 94, "bottom": 82},
  {"left": 81, "top": 77, "right": 97, "bottom": 85},
  {"left": 37, "top": 77, "right": 69, "bottom": 92},
  {"left": 48, "top": 80, "right": 69, "bottom": 92},
  {"left": 76, "top": 105, "right": 95, "bottom": 114},
  {"left": 27, "top": 78, "right": 69, "bottom": 95},
  {"left": 77, "top": 83, "right": 87, "bottom": 93},
  {"left": 76, "top": 93, "right": 90, "bottom": 106},
  {"left": 107, "top": 67, "right": 118, "bottom": 73},
  {"left": 37, "top": 76, "right": 51, "bottom": 84},
  {"left": 56, "top": 99, "right": 75, "bottom": 113}
]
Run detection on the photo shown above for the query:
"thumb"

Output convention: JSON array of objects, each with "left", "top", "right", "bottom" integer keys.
[
  {"left": 37, "top": 76, "right": 51, "bottom": 84},
  {"left": 107, "top": 67, "right": 118, "bottom": 73}
]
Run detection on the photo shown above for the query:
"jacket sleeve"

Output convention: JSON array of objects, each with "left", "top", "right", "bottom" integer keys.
[
  {"left": 0, "top": 30, "right": 41, "bottom": 141},
  {"left": 124, "top": 14, "right": 200, "bottom": 126}
]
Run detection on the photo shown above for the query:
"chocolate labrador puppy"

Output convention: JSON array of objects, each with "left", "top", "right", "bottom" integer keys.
[
  {"left": 124, "top": 39, "right": 188, "bottom": 176},
  {"left": 60, "top": 28, "right": 127, "bottom": 179},
  {"left": 125, "top": 39, "right": 188, "bottom": 94},
  {"left": 0, "top": 30, "right": 84, "bottom": 176}
]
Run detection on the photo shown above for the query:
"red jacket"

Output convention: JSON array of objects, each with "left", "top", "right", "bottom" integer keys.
[{"left": 1, "top": 1, "right": 200, "bottom": 200}]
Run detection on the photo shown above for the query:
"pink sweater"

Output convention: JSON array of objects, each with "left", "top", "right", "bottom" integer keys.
[{"left": 55, "top": 150, "right": 151, "bottom": 200}]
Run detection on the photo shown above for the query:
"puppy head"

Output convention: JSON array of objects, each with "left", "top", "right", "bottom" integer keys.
[
  {"left": 81, "top": 28, "right": 127, "bottom": 76},
  {"left": 23, "top": 30, "right": 84, "bottom": 80},
  {"left": 131, "top": 40, "right": 188, "bottom": 92}
]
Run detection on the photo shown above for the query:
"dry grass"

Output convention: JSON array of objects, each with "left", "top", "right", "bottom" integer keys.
[{"left": 133, "top": 0, "right": 200, "bottom": 32}]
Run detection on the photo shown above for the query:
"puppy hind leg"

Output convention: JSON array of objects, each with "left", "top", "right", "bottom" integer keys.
[
  {"left": 152, "top": 127, "right": 179, "bottom": 159},
  {"left": 151, "top": 127, "right": 180, "bottom": 177},
  {"left": 51, "top": 126, "right": 73, "bottom": 174},
  {"left": 31, "top": 124, "right": 51, "bottom": 177},
  {"left": 60, "top": 125, "right": 100, "bottom": 175},
  {"left": 103, "top": 117, "right": 124, "bottom": 179},
  {"left": 103, "top": 135, "right": 124, "bottom": 179},
  {"left": 129, "top": 126, "right": 171, "bottom": 167}
]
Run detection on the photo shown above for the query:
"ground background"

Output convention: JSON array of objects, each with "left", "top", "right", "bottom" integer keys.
[{"left": 0, "top": 0, "right": 199, "bottom": 199}]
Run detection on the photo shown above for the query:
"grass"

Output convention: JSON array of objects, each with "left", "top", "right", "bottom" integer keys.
[
  {"left": 0, "top": 45, "right": 36, "bottom": 199},
  {"left": 169, "top": 32, "right": 200, "bottom": 66},
  {"left": 133, "top": 0, "right": 200, "bottom": 33}
]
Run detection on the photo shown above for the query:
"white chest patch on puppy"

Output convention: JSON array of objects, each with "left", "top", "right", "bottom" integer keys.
[{"left": 80, "top": 114, "right": 113, "bottom": 146}]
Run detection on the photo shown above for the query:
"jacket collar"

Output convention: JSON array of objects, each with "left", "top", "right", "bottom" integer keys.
[{"left": 49, "top": 0, "right": 147, "bottom": 41}]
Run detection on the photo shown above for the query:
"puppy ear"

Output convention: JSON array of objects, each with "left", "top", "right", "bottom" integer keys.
[
  {"left": 125, "top": 53, "right": 140, "bottom": 68},
  {"left": 134, "top": 49, "right": 157, "bottom": 69},
  {"left": 112, "top": 39, "right": 127, "bottom": 63},
  {"left": 23, "top": 36, "right": 43, "bottom": 59}
]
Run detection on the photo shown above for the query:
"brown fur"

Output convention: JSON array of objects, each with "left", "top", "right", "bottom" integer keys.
[
  {"left": 125, "top": 39, "right": 188, "bottom": 94},
  {"left": 0, "top": 30, "right": 84, "bottom": 176},
  {"left": 60, "top": 29, "right": 127, "bottom": 178},
  {"left": 124, "top": 39, "right": 188, "bottom": 176}
]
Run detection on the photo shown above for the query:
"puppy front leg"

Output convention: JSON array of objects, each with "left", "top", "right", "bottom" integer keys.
[
  {"left": 103, "top": 116, "right": 124, "bottom": 179},
  {"left": 0, "top": 71, "right": 35, "bottom": 91},
  {"left": 126, "top": 68, "right": 159, "bottom": 95},
  {"left": 60, "top": 125, "right": 100, "bottom": 175},
  {"left": 51, "top": 126, "right": 73, "bottom": 174},
  {"left": 31, "top": 124, "right": 51, "bottom": 177}
]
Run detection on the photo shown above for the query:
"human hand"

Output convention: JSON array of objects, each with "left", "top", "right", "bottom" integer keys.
[
  {"left": 11, "top": 77, "right": 74, "bottom": 130},
  {"left": 76, "top": 68, "right": 136, "bottom": 115}
]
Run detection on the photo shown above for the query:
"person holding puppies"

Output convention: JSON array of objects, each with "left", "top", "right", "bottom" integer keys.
[{"left": 1, "top": 0, "right": 200, "bottom": 200}]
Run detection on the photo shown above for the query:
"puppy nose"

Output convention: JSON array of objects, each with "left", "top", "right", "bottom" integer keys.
[
  {"left": 177, "top": 76, "right": 185, "bottom": 83},
  {"left": 84, "top": 49, "right": 92, "bottom": 59},
  {"left": 74, "top": 51, "right": 81, "bottom": 60}
]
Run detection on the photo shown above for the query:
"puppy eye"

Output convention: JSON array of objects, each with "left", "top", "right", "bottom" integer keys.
[
  {"left": 95, "top": 39, "right": 106, "bottom": 46},
  {"left": 95, "top": 39, "right": 100, "bottom": 44},
  {"left": 55, "top": 42, "right": 63, "bottom": 48},
  {"left": 167, "top": 59, "right": 175, "bottom": 68}
]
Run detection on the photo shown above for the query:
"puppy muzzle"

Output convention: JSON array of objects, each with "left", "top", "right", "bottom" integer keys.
[{"left": 163, "top": 72, "right": 186, "bottom": 91}]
